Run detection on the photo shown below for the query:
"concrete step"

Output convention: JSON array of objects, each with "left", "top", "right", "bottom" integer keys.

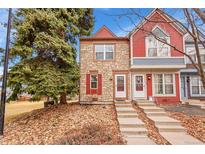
[
  {"left": 118, "top": 117, "right": 144, "bottom": 125},
  {"left": 120, "top": 124, "right": 145, "bottom": 128},
  {"left": 125, "top": 136, "right": 156, "bottom": 145},
  {"left": 147, "top": 115, "right": 182, "bottom": 125},
  {"left": 122, "top": 130, "right": 147, "bottom": 136},
  {"left": 123, "top": 134, "right": 148, "bottom": 138},
  {"left": 116, "top": 107, "right": 135, "bottom": 112},
  {"left": 135, "top": 100, "right": 154, "bottom": 103},
  {"left": 137, "top": 103, "right": 156, "bottom": 107},
  {"left": 155, "top": 121, "right": 181, "bottom": 125},
  {"left": 146, "top": 112, "right": 167, "bottom": 116},
  {"left": 118, "top": 114, "right": 138, "bottom": 118},
  {"left": 120, "top": 127, "right": 147, "bottom": 133},
  {"left": 117, "top": 112, "right": 138, "bottom": 116},
  {"left": 160, "top": 132, "right": 204, "bottom": 145},
  {"left": 156, "top": 124, "right": 186, "bottom": 132},
  {"left": 115, "top": 101, "right": 129, "bottom": 104},
  {"left": 117, "top": 110, "right": 137, "bottom": 114},
  {"left": 115, "top": 104, "right": 132, "bottom": 107}
]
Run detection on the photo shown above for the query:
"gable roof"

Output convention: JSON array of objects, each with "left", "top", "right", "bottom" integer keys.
[
  {"left": 129, "top": 8, "right": 186, "bottom": 37},
  {"left": 80, "top": 25, "right": 129, "bottom": 41},
  {"left": 93, "top": 25, "right": 117, "bottom": 38}
]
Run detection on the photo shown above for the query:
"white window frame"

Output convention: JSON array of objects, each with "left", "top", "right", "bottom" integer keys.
[
  {"left": 90, "top": 74, "right": 98, "bottom": 89},
  {"left": 153, "top": 73, "right": 176, "bottom": 96},
  {"left": 95, "top": 44, "right": 114, "bottom": 60},
  {"left": 146, "top": 26, "right": 171, "bottom": 58},
  {"left": 190, "top": 76, "right": 205, "bottom": 96},
  {"left": 185, "top": 45, "right": 205, "bottom": 64}
]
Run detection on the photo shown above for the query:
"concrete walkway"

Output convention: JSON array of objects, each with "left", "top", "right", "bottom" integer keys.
[
  {"left": 136, "top": 100, "right": 204, "bottom": 145},
  {"left": 115, "top": 101, "right": 155, "bottom": 145}
]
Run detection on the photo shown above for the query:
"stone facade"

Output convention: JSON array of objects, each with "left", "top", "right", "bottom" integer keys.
[{"left": 80, "top": 40, "right": 130, "bottom": 104}]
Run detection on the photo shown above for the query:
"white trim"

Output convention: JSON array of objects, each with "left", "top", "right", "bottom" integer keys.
[
  {"left": 132, "top": 73, "right": 147, "bottom": 99},
  {"left": 129, "top": 9, "right": 184, "bottom": 38},
  {"left": 115, "top": 74, "right": 126, "bottom": 98},
  {"left": 152, "top": 73, "right": 176, "bottom": 97},
  {"left": 95, "top": 44, "right": 114, "bottom": 60},
  {"left": 179, "top": 72, "right": 182, "bottom": 101},
  {"left": 152, "top": 25, "right": 170, "bottom": 37},
  {"left": 130, "top": 34, "right": 133, "bottom": 65},
  {"left": 129, "top": 72, "right": 132, "bottom": 100},
  {"left": 145, "top": 35, "right": 171, "bottom": 58},
  {"left": 90, "top": 74, "right": 98, "bottom": 90},
  {"left": 183, "top": 34, "right": 187, "bottom": 65}
]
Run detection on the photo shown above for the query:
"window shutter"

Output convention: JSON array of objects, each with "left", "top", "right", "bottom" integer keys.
[
  {"left": 86, "top": 74, "right": 90, "bottom": 95},
  {"left": 98, "top": 74, "right": 102, "bottom": 95}
]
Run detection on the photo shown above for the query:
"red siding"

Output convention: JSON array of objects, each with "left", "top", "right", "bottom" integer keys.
[
  {"left": 154, "top": 73, "right": 180, "bottom": 104},
  {"left": 132, "top": 12, "right": 184, "bottom": 57},
  {"left": 94, "top": 26, "right": 116, "bottom": 38},
  {"left": 98, "top": 74, "right": 102, "bottom": 95},
  {"left": 86, "top": 74, "right": 90, "bottom": 95}
]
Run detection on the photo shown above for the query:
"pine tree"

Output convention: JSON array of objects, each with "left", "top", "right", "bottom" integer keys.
[{"left": 7, "top": 9, "right": 94, "bottom": 103}]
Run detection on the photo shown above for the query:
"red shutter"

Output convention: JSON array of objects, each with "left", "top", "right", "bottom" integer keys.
[
  {"left": 98, "top": 74, "right": 102, "bottom": 95},
  {"left": 86, "top": 74, "right": 90, "bottom": 95}
]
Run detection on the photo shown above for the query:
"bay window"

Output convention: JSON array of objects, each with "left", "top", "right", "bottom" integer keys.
[
  {"left": 153, "top": 74, "right": 175, "bottom": 95},
  {"left": 95, "top": 44, "right": 114, "bottom": 60},
  {"left": 190, "top": 76, "right": 205, "bottom": 96}
]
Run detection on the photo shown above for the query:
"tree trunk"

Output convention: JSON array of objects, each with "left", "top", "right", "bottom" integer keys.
[{"left": 60, "top": 92, "right": 67, "bottom": 104}]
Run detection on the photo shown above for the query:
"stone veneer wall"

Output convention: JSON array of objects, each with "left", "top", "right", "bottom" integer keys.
[{"left": 80, "top": 40, "right": 130, "bottom": 104}]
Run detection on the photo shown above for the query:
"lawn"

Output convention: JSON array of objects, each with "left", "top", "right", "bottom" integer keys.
[
  {"left": 5, "top": 101, "right": 44, "bottom": 123},
  {"left": 0, "top": 103, "right": 124, "bottom": 145}
]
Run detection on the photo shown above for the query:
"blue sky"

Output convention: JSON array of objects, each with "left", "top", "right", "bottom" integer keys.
[{"left": 0, "top": 8, "right": 183, "bottom": 75}]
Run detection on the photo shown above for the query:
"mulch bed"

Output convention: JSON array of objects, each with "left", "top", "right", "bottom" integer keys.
[
  {"left": 0, "top": 103, "right": 125, "bottom": 145},
  {"left": 161, "top": 104, "right": 205, "bottom": 143},
  {"left": 132, "top": 103, "right": 170, "bottom": 145}
]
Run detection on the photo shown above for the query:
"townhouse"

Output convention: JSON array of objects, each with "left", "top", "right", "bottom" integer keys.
[{"left": 79, "top": 9, "right": 205, "bottom": 104}]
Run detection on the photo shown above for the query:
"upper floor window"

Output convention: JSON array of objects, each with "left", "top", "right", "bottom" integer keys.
[
  {"left": 146, "top": 26, "right": 170, "bottom": 57},
  {"left": 95, "top": 44, "right": 114, "bottom": 60},
  {"left": 186, "top": 46, "right": 205, "bottom": 64}
]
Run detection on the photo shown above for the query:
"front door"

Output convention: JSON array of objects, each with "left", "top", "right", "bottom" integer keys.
[
  {"left": 133, "top": 74, "right": 146, "bottom": 99},
  {"left": 115, "top": 74, "right": 126, "bottom": 98}
]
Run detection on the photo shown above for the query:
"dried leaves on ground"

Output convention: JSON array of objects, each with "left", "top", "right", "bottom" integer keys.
[
  {"left": 0, "top": 103, "right": 124, "bottom": 145},
  {"left": 133, "top": 103, "right": 170, "bottom": 145}
]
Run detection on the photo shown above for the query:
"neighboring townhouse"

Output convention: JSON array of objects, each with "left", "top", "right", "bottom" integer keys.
[
  {"left": 180, "top": 34, "right": 205, "bottom": 100},
  {"left": 80, "top": 26, "right": 130, "bottom": 104},
  {"left": 129, "top": 9, "right": 186, "bottom": 104},
  {"left": 79, "top": 9, "right": 189, "bottom": 104}
]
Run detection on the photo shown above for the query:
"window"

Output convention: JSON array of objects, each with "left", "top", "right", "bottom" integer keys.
[
  {"left": 95, "top": 44, "right": 114, "bottom": 60},
  {"left": 191, "top": 76, "right": 205, "bottom": 96},
  {"left": 117, "top": 76, "right": 124, "bottom": 91},
  {"left": 186, "top": 46, "right": 205, "bottom": 64},
  {"left": 90, "top": 75, "right": 97, "bottom": 89},
  {"left": 146, "top": 27, "right": 170, "bottom": 57},
  {"left": 153, "top": 74, "right": 175, "bottom": 95}
]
